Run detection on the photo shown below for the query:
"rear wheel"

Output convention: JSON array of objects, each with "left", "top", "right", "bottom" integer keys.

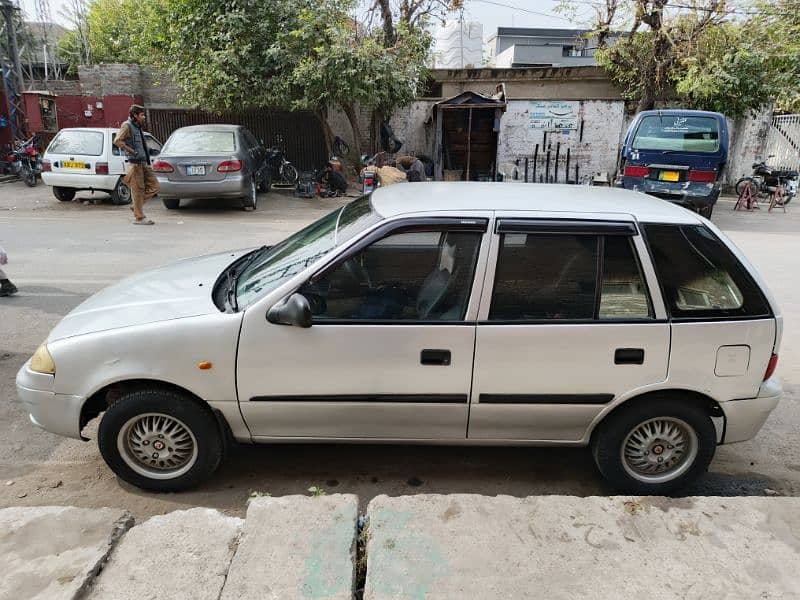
[
  {"left": 591, "top": 398, "right": 716, "bottom": 494},
  {"left": 98, "top": 388, "right": 223, "bottom": 492},
  {"left": 242, "top": 177, "right": 258, "bottom": 211},
  {"left": 163, "top": 198, "right": 180, "bottom": 210},
  {"left": 282, "top": 163, "right": 299, "bottom": 184},
  {"left": 53, "top": 187, "right": 76, "bottom": 202},
  {"left": 111, "top": 178, "right": 132, "bottom": 205},
  {"left": 735, "top": 177, "right": 755, "bottom": 197}
]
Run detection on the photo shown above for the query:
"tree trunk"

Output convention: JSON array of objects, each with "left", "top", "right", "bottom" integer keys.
[
  {"left": 637, "top": 87, "right": 656, "bottom": 112},
  {"left": 342, "top": 103, "right": 363, "bottom": 161},
  {"left": 315, "top": 107, "right": 334, "bottom": 157},
  {"left": 375, "top": 0, "right": 397, "bottom": 45}
]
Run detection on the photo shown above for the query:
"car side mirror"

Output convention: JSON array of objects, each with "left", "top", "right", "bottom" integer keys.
[
  {"left": 267, "top": 293, "right": 312, "bottom": 328},
  {"left": 149, "top": 148, "right": 160, "bottom": 157}
]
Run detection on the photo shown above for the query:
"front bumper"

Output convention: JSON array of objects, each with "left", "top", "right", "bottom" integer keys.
[
  {"left": 42, "top": 172, "right": 120, "bottom": 191},
  {"left": 16, "top": 360, "right": 84, "bottom": 440},
  {"left": 157, "top": 175, "right": 248, "bottom": 200},
  {"left": 622, "top": 177, "right": 720, "bottom": 208},
  {"left": 720, "top": 377, "right": 783, "bottom": 444}
]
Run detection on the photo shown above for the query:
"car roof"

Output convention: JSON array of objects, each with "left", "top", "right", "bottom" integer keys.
[
  {"left": 171, "top": 124, "right": 242, "bottom": 133},
  {"left": 54, "top": 127, "right": 157, "bottom": 135},
  {"left": 369, "top": 182, "right": 703, "bottom": 224},
  {"left": 636, "top": 109, "right": 725, "bottom": 119}
]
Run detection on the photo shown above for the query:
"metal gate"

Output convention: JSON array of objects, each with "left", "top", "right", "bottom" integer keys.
[
  {"left": 763, "top": 114, "right": 800, "bottom": 172},
  {"left": 146, "top": 108, "right": 327, "bottom": 171}
]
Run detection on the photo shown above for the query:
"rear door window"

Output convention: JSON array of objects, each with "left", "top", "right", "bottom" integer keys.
[
  {"left": 644, "top": 224, "right": 770, "bottom": 319},
  {"left": 632, "top": 115, "right": 720, "bottom": 153},
  {"left": 48, "top": 130, "right": 104, "bottom": 156}
]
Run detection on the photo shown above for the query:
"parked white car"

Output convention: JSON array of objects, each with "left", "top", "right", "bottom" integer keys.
[
  {"left": 41, "top": 127, "right": 162, "bottom": 204},
  {"left": 16, "top": 183, "right": 782, "bottom": 494}
]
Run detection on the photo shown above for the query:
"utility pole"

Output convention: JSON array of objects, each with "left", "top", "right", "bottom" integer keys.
[{"left": 1, "top": 0, "right": 27, "bottom": 139}]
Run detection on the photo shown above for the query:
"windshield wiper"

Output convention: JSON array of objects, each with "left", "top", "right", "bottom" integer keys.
[{"left": 225, "top": 246, "right": 268, "bottom": 312}]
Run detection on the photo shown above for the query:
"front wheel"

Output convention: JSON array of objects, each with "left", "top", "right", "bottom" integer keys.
[
  {"left": 21, "top": 163, "right": 37, "bottom": 187},
  {"left": 98, "top": 388, "right": 223, "bottom": 492},
  {"left": 591, "top": 398, "right": 716, "bottom": 494},
  {"left": 735, "top": 177, "right": 755, "bottom": 197},
  {"left": 282, "top": 163, "right": 299, "bottom": 184}
]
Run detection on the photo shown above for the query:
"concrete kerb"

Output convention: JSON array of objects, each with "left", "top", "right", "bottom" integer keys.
[
  {"left": 220, "top": 494, "right": 358, "bottom": 600},
  {"left": 364, "top": 494, "right": 800, "bottom": 600},
  {"left": 85, "top": 507, "right": 244, "bottom": 600},
  {"left": 0, "top": 506, "right": 133, "bottom": 600}
]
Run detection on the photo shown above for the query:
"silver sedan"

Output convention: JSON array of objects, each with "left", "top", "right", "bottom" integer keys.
[{"left": 153, "top": 124, "right": 271, "bottom": 211}]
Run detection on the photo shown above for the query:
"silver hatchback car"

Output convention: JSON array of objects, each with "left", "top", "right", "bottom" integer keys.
[
  {"left": 153, "top": 124, "right": 271, "bottom": 211},
  {"left": 17, "top": 184, "right": 782, "bottom": 493}
]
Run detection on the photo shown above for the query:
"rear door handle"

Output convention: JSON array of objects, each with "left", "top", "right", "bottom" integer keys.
[
  {"left": 615, "top": 348, "right": 645, "bottom": 365},
  {"left": 421, "top": 349, "right": 451, "bottom": 366}
]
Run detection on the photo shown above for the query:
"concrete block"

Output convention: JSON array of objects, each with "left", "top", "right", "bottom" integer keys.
[
  {"left": 87, "top": 508, "right": 243, "bottom": 600},
  {"left": 0, "top": 506, "right": 133, "bottom": 600},
  {"left": 220, "top": 494, "right": 358, "bottom": 600},
  {"left": 365, "top": 494, "right": 800, "bottom": 599}
]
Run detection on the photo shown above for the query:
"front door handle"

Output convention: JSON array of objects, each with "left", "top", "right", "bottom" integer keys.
[
  {"left": 615, "top": 348, "right": 645, "bottom": 365},
  {"left": 421, "top": 349, "right": 451, "bottom": 366}
]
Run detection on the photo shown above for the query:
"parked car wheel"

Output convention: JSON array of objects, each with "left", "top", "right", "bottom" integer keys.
[
  {"left": 242, "top": 177, "right": 258, "bottom": 211},
  {"left": 591, "top": 398, "right": 716, "bottom": 494},
  {"left": 257, "top": 168, "right": 271, "bottom": 193},
  {"left": 111, "top": 178, "right": 132, "bottom": 205},
  {"left": 163, "top": 198, "right": 180, "bottom": 210},
  {"left": 53, "top": 187, "right": 76, "bottom": 202},
  {"left": 98, "top": 388, "right": 223, "bottom": 492}
]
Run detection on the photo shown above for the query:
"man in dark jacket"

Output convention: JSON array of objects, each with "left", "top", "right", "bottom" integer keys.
[{"left": 114, "top": 105, "right": 159, "bottom": 225}]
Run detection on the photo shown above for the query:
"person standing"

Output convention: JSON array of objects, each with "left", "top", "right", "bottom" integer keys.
[
  {"left": 0, "top": 244, "right": 18, "bottom": 297},
  {"left": 114, "top": 105, "right": 159, "bottom": 225}
]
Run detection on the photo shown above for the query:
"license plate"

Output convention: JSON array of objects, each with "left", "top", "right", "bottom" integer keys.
[
  {"left": 659, "top": 170, "right": 680, "bottom": 182},
  {"left": 187, "top": 165, "right": 205, "bottom": 176},
  {"left": 63, "top": 160, "right": 88, "bottom": 169}
]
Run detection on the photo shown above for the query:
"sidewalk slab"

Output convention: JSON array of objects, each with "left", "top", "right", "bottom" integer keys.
[
  {"left": 365, "top": 494, "right": 800, "bottom": 599},
  {"left": 220, "top": 494, "right": 358, "bottom": 600},
  {"left": 86, "top": 507, "right": 243, "bottom": 600},
  {"left": 0, "top": 506, "right": 133, "bottom": 600}
]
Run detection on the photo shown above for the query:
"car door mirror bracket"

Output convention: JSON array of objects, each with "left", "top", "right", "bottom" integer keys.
[{"left": 267, "top": 293, "right": 313, "bottom": 328}]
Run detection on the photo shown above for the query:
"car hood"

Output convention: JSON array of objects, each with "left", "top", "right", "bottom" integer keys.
[{"left": 48, "top": 250, "right": 249, "bottom": 342}]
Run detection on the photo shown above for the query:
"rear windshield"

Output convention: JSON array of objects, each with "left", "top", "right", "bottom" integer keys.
[
  {"left": 632, "top": 116, "right": 720, "bottom": 153},
  {"left": 644, "top": 224, "right": 770, "bottom": 319},
  {"left": 163, "top": 130, "right": 237, "bottom": 155},
  {"left": 47, "top": 130, "right": 104, "bottom": 156}
]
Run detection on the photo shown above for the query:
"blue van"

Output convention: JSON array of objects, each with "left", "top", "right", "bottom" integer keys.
[{"left": 618, "top": 110, "right": 729, "bottom": 218}]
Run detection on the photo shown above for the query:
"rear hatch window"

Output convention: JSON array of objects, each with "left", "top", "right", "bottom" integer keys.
[
  {"left": 633, "top": 116, "right": 720, "bottom": 153},
  {"left": 47, "top": 130, "right": 104, "bottom": 156},
  {"left": 163, "top": 131, "right": 237, "bottom": 155}
]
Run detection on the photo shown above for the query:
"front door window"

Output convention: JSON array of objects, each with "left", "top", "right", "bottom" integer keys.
[{"left": 300, "top": 229, "right": 483, "bottom": 321}]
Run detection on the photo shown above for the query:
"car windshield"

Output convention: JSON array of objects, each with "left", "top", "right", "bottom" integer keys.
[
  {"left": 632, "top": 115, "right": 720, "bottom": 153},
  {"left": 48, "top": 130, "right": 104, "bottom": 156},
  {"left": 163, "top": 130, "right": 237, "bottom": 154},
  {"left": 235, "top": 196, "right": 381, "bottom": 309}
]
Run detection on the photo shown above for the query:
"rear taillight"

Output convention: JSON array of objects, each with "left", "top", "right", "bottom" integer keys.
[
  {"left": 42, "top": 160, "right": 51, "bottom": 172},
  {"left": 764, "top": 353, "right": 779, "bottom": 381},
  {"left": 95, "top": 162, "right": 109, "bottom": 175},
  {"left": 218, "top": 160, "right": 242, "bottom": 172},
  {"left": 152, "top": 160, "right": 174, "bottom": 173},
  {"left": 624, "top": 165, "right": 650, "bottom": 178},
  {"left": 688, "top": 170, "right": 717, "bottom": 183}
]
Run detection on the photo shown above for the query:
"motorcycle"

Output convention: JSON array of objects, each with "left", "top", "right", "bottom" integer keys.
[
  {"left": 266, "top": 145, "right": 299, "bottom": 185},
  {"left": 735, "top": 160, "right": 799, "bottom": 205},
  {"left": 360, "top": 152, "right": 383, "bottom": 194},
  {"left": 5, "top": 135, "right": 43, "bottom": 187}
]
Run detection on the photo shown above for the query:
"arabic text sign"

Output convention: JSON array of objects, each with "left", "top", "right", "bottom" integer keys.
[{"left": 529, "top": 101, "right": 579, "bottom": 130}]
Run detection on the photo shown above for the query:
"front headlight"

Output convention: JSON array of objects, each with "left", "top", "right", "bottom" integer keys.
[{"left": 30, "top": 344, "right": 56, "bottom": 374}]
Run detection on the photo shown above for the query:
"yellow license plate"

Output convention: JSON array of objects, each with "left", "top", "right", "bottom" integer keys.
[
  {"left": 660, "top": 170, "right": 680, "bottom": 182},
  {"left": 63, "top": 161, "right": 88, "bottom": 169}
]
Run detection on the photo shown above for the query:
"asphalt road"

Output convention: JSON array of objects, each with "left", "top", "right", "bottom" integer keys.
[{"left": 1, "top": 182, "right": 799, "bottom": 518}]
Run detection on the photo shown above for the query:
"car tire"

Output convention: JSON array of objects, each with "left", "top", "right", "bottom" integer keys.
[
  {"left": 591, "top": 398, "right": 716, "bottom": 495},
  {"left": 53, "top": 187, "right": 76, "bottom": 202},
  {"left": 242, "top": 177, "right": 258, "bottom": 211},
  {"left": 699, "top": 204, "right": 713, "bottom": 219},
  {"left": 98, "top": 388, "right": 223, "bottom": 492},
  {"left": 111, "top": 178, "right": 132, "bottom": 205},
  {"left": 163, "top": 198, "right": 180, "bottom": 210}
]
